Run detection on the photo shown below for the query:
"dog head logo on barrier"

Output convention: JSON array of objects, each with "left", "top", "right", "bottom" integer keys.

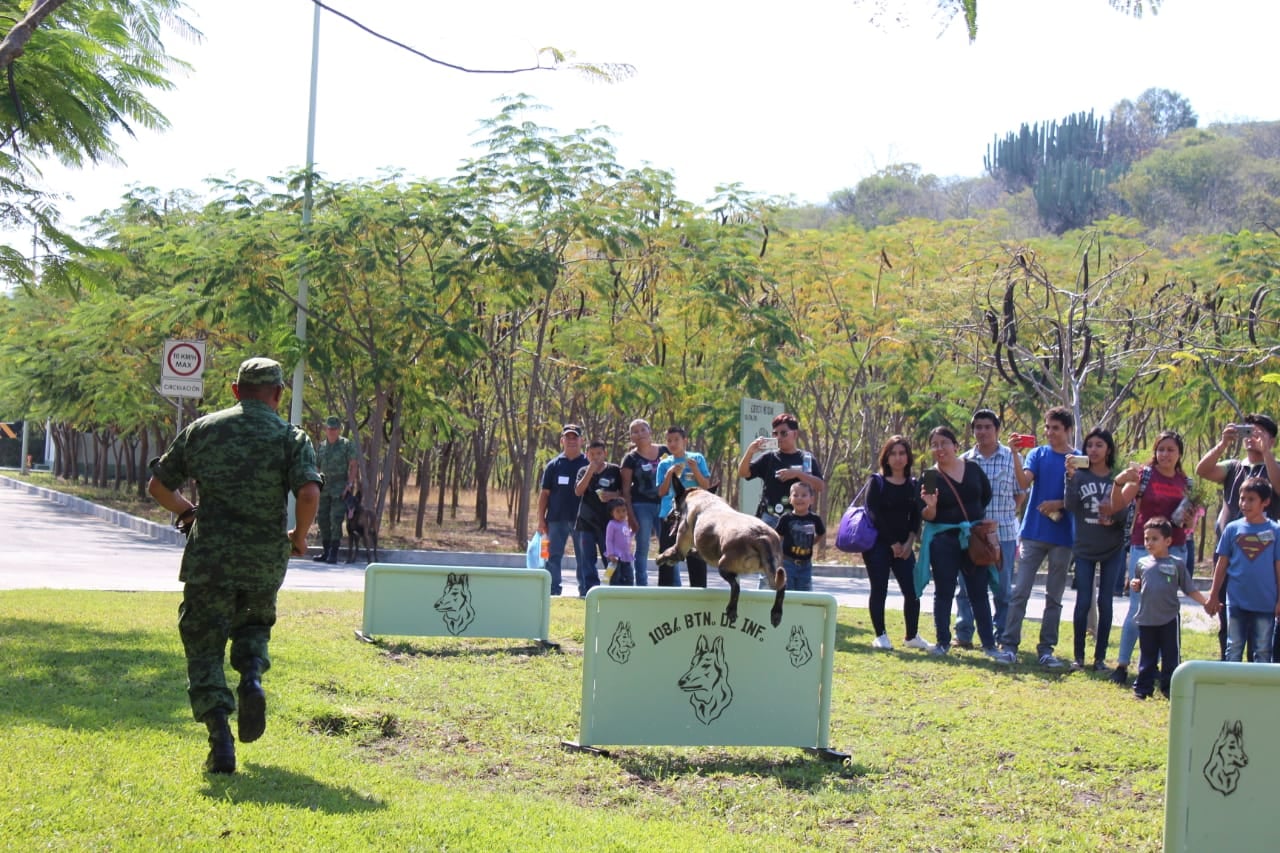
[
  {"left": 786, "top": 625, "right": 813, "bottom": 668},
  {"left": 607, "top": 621, "right": 635, "bottom": 664},
  {"left": 677, "top": 634, "right": 733, "bottom": 725},
  {"left": 1203, "top": 719, "right": 1248, "bottom": 796},
  {"left": 433, "top": 573, "right": 476, "bottom": 635}
]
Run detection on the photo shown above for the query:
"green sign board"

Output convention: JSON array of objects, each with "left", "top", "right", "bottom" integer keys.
[
  {"left": 574, "top": 587, "right": 839, "bottom": 750},
  {"left": 1165, "top": 661, "right": 1280, "bottom": 851},
  {"left": 359, "top": 563, "right": 552, "bottom": 644}
]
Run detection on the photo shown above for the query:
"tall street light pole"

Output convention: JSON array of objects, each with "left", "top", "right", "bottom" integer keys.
[
  {"left": 289, "top": 5, "right": 321, "bottom": 531},
  {"left": 290, "top": 3, "right": 321, "bottom": 429}
]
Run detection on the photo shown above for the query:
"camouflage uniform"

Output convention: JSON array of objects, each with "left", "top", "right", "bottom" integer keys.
[
  {"left": 316, "top": 430, "right": 357, "bottom": 543},
  {"left": 149, "top": 367, "right": 322, "bottom": 721}
]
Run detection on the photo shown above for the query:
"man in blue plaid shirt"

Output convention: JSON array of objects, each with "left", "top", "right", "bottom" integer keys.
[{"left": 954, "top": 409, "right": 1025, "bottom": 647}]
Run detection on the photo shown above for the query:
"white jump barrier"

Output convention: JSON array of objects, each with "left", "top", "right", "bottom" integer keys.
[
  {"left": 1165, "top": 661, "right": 1280, "bottom": 851},
  {"left": 355, "top": 563, "right": 556, "bottom": 648},
  {"left": 564, "top": 586, "right": 846, "bottom": 760}
]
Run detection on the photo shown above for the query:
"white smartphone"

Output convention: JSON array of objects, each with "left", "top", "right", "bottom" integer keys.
[{"left": 758, "top": 437, "right": 779, "bottom": 453}]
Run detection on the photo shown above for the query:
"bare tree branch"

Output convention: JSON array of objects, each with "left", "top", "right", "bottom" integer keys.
[{"left": 0, "top": 0, "right": 69, "bottom": 71}]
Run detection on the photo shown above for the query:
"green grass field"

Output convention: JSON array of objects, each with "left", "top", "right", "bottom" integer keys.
[{"left": 0, "top": 588, "right": 1201, "bottom": 850}]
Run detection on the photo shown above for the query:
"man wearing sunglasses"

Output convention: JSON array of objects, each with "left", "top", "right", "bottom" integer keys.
[{"left": 737, "top": 412, "right": 825, "bottom": 527}]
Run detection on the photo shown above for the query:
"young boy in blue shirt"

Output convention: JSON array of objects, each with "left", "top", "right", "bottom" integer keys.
[{"left": 1207, "top": 477, "right": 1280, "bottom": 663}]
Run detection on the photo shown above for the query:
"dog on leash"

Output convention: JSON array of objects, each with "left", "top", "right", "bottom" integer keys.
[
  {"left": 344, "top": 488, "right": 377, "bottom": 563},
  {"left": 656, "top": 480, "right": 786, "bottom": 627}
]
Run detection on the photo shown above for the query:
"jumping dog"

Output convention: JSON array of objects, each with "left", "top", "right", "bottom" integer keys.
[{"left": 656, "top": 480, "right": 786, "bottom": 627}]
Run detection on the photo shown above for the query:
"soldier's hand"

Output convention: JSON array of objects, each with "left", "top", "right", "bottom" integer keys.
[
  {"left": 288, "top": 528, "right": 307, "bottom": 557},
  {"left": 174, "top": 506, "right": 197, "bottom": 536}
]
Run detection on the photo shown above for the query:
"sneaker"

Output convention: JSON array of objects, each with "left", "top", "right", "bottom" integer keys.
[
  {"left": 904, "top": 636, "right": 931, "bottom": 650},
  {"left": 1133, "top": 691, "right": 1150, "bottom": 701},
  {"left": 984, "top": 647, "right": 1016, "bottom": 665},
  {"left": 929, "top": 644, "right": 949, "bottom": 656},
  {"left": 871, "top": 633, "right": 893, "bottom": 650},
  {"left": 1071, "top": 658, "right": 1085, "bottom": 671},
  {"left": 1091, "top": 661, "right": 1109, "bottom": 673},
  {"left": 952, "top": 640, "right": 975, "bottom": 650},
  {"left": 1109, "top": 665, "right": 1129, "bottom": 685},
  {"left": 1039, "top": 653, "right": 1066, "bottom": 669}
]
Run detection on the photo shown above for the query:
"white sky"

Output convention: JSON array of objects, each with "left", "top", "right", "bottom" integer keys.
[{"left": 19, "top": 0, "right": 1280, "bottom": 230}]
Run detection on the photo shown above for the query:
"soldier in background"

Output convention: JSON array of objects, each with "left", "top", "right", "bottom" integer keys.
[
  {"left": 313, "top": 415, "right": 358, "bottom": 563},
  {"left": 148, "top": 357, "right": 322, "bottom": 774}
]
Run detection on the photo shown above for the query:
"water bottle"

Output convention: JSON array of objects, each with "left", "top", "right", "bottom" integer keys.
[{"left": 802, "top": 451, "right": 812, "bottom": 474}]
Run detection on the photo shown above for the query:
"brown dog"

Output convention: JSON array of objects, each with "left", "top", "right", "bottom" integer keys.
[{"left": 656, "top": 481, "right": 786, "bottom": 627}]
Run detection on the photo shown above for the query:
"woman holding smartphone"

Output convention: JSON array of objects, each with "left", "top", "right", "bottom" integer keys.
[
  {"left": 1105, "top": 429, "right": 1195, "bottom": 684},
  {"left": 918, "top": 426, "right": 1013, "bottom": 663},
  {"left": 1064, "top": 428, "right": 1126, "bottom": 671}
]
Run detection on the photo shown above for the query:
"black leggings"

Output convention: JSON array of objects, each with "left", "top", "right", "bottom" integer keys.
[{"left": 863, "top": 538, "right": 920, "bottom": 639}]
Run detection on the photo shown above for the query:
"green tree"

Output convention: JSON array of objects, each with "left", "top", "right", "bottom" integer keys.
[
  {"left": 1106, "top": 87, "right": 1198, "bottom": 166},
  {"left": 1113, "top": 129, "right": 1280, "bottom": 236},
  {"left": 829, "top": 164, "right": 945, "bottom": 229},
  {"left": 0, "top": 0, "right": 198, "bottom": 289}
]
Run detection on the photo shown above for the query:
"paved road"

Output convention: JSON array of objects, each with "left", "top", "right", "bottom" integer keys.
[
  {"left": 1, "top": 483, "right": 1069, "bottom": 621},
  {"left": 2, "top": 484, "right": 366, "bottom": 593}
]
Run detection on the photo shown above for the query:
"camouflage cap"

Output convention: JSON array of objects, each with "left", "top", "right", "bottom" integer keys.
[
  {"left": 235, "top": 357, "right": 284, "bottom": 387},
  {"left": 325, "top": 416, "right": 342, "bottom": 429}
]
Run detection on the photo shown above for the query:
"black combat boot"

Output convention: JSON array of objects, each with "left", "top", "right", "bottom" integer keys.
[
  {"left": 202, "top": 709, "right": 236, "bottom": 774},
  {"left": 322, "top": 540, "right": 339, "bottom": 564},
  {"left": 312, "top": 539, "right": 331, "bottom": 562},
  {"left": 237, "top": 656, "right": 267, "bottom": 744}
]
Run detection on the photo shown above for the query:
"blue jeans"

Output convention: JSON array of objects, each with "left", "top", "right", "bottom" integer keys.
[
  {"left": 955, "top": 538, "right": 1015, "bottom": 644},
  {"left": 931, "top": 532, "right": 997, "bottom": 649},
  {"left": 631, "top": 502, "right": 659, "bottom": 586},
  {"left": 575, "top": 528, "right": 604, "bottom": 597},
  {"left": 1072, "top": 549, "right": 1126, "bottom": 663},
  {"left": 1227, "top": 607, "right": 1275, "bottom": 662},
  {"left": 545, "top": 520, "right": 575, "bottom": 596},
  {"left": 1116, "top": 543, "right": 1188, "bottom": 666},
  {"left": 784, "top": 558, "right": 812, "bottom": 592}
]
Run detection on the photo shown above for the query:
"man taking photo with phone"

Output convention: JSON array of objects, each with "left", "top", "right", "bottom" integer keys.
[
  {"left": 1195, "top": 413, "right": 1280, "bottom": 657},
  {"left": 1000, "top": 406, "right": 1078, "bottom": 668}
]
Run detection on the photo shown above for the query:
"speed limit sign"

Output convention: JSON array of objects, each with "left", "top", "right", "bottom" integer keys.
[{"left": 161, "top": 339, "right": 206, "bottom": 398}]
